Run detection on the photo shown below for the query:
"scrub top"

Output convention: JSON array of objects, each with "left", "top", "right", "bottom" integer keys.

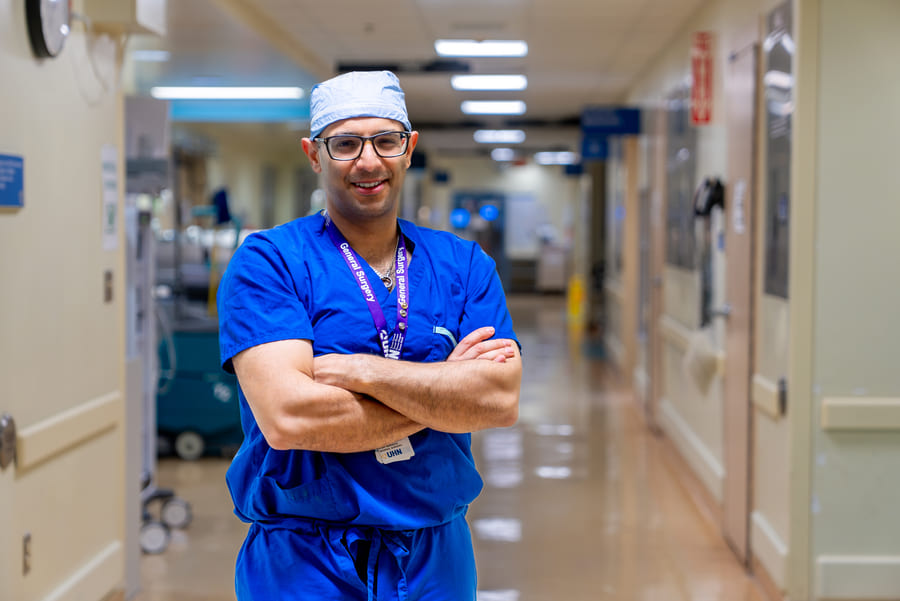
[{"left": 217, "top": 212, "right": 518, "bottom": 532}]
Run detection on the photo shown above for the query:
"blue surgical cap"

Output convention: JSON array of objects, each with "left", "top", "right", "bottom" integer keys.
[{"left": 309, "top": 71, "right": 411, "bottom": 139}]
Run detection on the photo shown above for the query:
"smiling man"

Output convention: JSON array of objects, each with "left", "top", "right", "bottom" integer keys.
[{"left": 217, "top": 70, "right": 522, "bottom": 600}]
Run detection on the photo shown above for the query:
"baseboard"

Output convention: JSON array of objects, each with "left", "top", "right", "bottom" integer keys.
[
  {"left": 752, "top": 553, "right": 785, "bottom": 601},
  {"left": 750, "top": 511, "right": 788, "bottom": 590},
  {"left": 647, "top": 403, "right": 782, "bottom": 601},
  {"left": 816, "top": 555, "right": 900, "bottom": 599},
  {"left": 655, "top": 420, "right": 723, "bottom": 529},
  {"left": 658, "top": 398, "right": 725, "bottom": 504},
  {"left": 102, "top": 590, "right": 125, "bottom": 601},
  {"left": 656, "top": 413, "right": 785, "bottom": 601}
]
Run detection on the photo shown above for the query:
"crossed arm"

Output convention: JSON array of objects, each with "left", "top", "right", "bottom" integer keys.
[{"left": 231, "top": 326, "right": 522, "bottom": 453}]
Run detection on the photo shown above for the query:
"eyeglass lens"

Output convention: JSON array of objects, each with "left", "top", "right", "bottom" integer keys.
[{"left": 326, "top": 132, "right": 408, "bottom": 160}]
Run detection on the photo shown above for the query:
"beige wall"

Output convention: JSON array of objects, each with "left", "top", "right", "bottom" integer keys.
[
  {"left": 806, "top": 1, "right": 900, "bottom": 599},
  {"left": 0, "top": 0, "right": 127, "bottom": 599}
]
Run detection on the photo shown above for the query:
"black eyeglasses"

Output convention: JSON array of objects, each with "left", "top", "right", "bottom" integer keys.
[{"left": 315, "top": 131, "right": 412, "bottom": 161}]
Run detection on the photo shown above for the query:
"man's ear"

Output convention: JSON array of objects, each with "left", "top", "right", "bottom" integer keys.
[
  {"left": 301, "top": 138, "right": 323, "bottom": 173},
  {"left": 405, "top": 131, "right": 420, "bottom": 169}
]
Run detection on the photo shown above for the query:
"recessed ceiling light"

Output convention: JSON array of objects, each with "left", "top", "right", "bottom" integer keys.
[
  {"left": 461, "top": 100, "right": 526, "bottom": 115},
  {"left": 451, "top": 75, "right": 527, "bottom": 91},
  {"left": 149, "top": 86, "right": 304, "bottom": 100},
  {"left": 491, "top": 148, "right": 516, "bottom": 161},
  {"left": 435, "top": 39, "right": 528, "bottom": 57},
  {"left": 534, "top": 151, "right": 580, "bottom": 165},
  {"left": 474, "top": 130, "right": 526, "bottom": 144}
]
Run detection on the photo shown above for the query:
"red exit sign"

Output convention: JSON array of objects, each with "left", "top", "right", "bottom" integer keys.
[{"left": 691, "top": 32, "right": 715, "bottom": 125}]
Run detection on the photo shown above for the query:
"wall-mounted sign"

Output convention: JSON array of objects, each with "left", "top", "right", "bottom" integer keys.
[
  {"left": 691, "top": 32, "right": 715, "bottom": 125},
  {"left": 581, "top": 107, "right": 641, "bottom": 134},
  {"left": 581, "top": 107, "right": 641, "bottom": 162},
  {"left": 0, "top": 154, "right": 24, "bottom": 208}
]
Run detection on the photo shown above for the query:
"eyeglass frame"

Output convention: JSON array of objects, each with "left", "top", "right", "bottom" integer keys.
[{"left": 314, "top": 131, "right": 413, "bottom": 161}]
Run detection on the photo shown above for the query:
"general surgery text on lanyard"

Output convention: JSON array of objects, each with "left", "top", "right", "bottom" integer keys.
[{"left": 324, "top": 214, "right": 409, "bottom": 360}]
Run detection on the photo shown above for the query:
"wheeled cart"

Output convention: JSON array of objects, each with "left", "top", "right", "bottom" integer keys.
[{"left": 156, "top": 315, "right": 243, "bottom": 461}]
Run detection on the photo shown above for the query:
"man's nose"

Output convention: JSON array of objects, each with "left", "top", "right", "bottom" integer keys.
[{"left": 355, "top": 139, "right": 382, "bottom": 166}]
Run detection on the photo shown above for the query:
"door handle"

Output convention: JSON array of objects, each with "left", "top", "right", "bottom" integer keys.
[
  {"left": 0, "top": 413, "right": 16, "bottom": 470},
  {"left": 710, "top": 303, "right": 733, "bottom": 319}
]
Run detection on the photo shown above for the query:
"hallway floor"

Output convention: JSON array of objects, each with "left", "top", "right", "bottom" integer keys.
[{"left": 134, "top": 295, "right": 768, "bottom": 601}]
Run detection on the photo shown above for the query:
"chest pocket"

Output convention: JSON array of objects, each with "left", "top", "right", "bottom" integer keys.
[{"left": 428, "top": 326, "right": 458, "bottom": 361}]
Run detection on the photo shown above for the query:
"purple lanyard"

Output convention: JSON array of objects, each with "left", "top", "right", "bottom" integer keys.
[{"left": 324, "top": 214, "right": 409, "bottom": 360}]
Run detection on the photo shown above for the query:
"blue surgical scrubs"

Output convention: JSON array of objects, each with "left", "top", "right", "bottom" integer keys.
[{"left": 217, "top": 213, "right": 518, "bottom": 600}]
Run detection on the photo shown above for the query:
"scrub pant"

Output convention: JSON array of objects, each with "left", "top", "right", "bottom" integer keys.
[{"left": 235, "top": 514, "right": 477, "bottom": 601}]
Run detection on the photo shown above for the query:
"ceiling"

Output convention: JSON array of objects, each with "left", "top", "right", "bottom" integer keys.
[{"left": 126, "top": 0, "right": 707, "bottom": 157}]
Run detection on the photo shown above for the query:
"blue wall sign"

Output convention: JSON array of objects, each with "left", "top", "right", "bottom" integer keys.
[
  {"left": 0, "top": 154, "right": 24, "bottom": 207},
  {"left": 580, "top": 107, "right": 641, "bottom": 162},
  {"left": 581, "top": 135, "right": 609, "bottom": 160},
  {"left": 581, "top": 107, "right": 642, "bottom": 134}
]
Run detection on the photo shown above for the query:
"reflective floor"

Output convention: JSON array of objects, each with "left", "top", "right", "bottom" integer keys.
[{"left": 134, "top": 295, "right": 767, "bottom": 601}]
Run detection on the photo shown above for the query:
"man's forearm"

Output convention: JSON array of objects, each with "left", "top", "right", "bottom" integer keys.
[
  {"left": 279, "top": 384, "right": 427, "bottom": 453},
  {"left": 314, "top": 351, "right": 521, "bottom": 433}
]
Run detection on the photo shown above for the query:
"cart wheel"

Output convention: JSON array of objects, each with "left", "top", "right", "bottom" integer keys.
[
  {"left": 174, "top": 431, "right": 205, "bottom": 461},
  {"left": 140, "top": 520, "right": 170, "bottom": 554},
  {"left": 161, "top": 497, "right": 193, "bottom": 529}
]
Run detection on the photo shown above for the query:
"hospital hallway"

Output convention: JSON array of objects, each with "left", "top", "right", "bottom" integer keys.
[{"left": 135, "top": 294, "right": 768, "bottom": 601}]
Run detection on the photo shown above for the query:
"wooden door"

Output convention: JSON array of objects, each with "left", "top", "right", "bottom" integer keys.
[{"left": 722, "top": 35, "right": 760, "bottom": 564}]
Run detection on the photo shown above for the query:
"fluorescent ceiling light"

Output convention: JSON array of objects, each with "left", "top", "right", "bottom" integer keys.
[
  {"left": 451, "top": 75, "right": 527, "bottom": 91},
  {"left": 534, "top": 151, "right": 580, "bottom": 165},
  {"left": 474, "top": 129, "right": 526, "bottom": 144},
  {"left": 131, "top": 50, "right": 171, "bottom": 62},
  {"left": 150, "top": 86, "right": 304, "bottom": 100},
  {"left": 435, "top": 39, "right": 528, "bottom": 57},
  {"left": 491, "top": 148, "right": 516, "bottom": 161},
  {"left": 461, "top": 100, "right": 526, "bottom": 115}
]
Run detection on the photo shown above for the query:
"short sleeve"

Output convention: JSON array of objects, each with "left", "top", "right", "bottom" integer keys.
[
  {"left": 458, "top": 244, "right": 519, "bottom": 347},
  {"left": 217, "top": 234, "right": 314, "bottom": 373}
]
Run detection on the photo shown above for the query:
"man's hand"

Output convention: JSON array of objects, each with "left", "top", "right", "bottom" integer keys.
[
  {"left": 313, "top": 326, "right": 515, "bottom": 387},
  {"left": 311, "top": 325, "right": 521, "bottom": 433},
  {"left": 447, "top": 326, "right": 517, "bottom": 363}
]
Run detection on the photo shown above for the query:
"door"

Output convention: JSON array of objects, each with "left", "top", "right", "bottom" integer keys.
[
  {"left": 0, "top": 156, "right": 126, "bottom": 600},
  {"left": 646, "top": 107, "right": 668, "bottom": 434},
  {"left": 722, "top": 33, "right": 759, "bottom": 564}
]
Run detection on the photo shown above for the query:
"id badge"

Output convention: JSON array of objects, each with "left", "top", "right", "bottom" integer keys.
[{"left": 375, "top": 437, "right": 415, "bottom": 464}]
